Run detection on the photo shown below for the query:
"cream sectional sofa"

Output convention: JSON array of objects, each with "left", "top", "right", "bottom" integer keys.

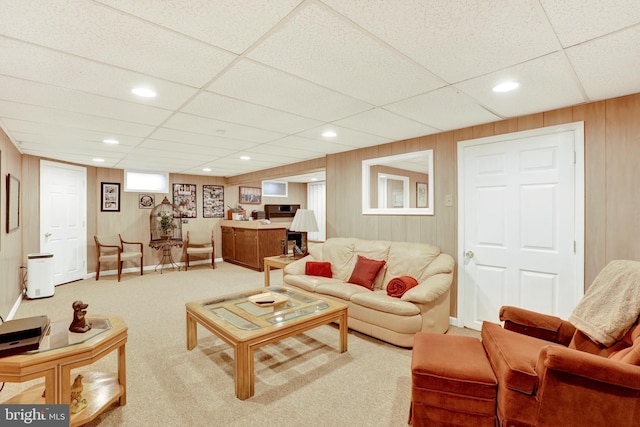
[{"left": 283, "top": 237, "right": 455, "bottom": 347}]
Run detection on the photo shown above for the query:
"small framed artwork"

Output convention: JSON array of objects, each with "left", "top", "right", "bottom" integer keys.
[
  {"left": 100, "top": 182, "right": 120, "bottom": 212},
  {"left": 138, "top": 194, "right": 155, "bottom": 209},
  {"left": 239, "top": 186, "right": 261, "bottom": 204},
  {"left": 416, "top": 182, "right": 428, "bottom": 208},
  {"left": 173, "top": 183, "right": 197, "bottom": 218},
  {"left": 203, "top": 185, "right": 224, "bottom": 218},
  {"left": 6, "top": 173, "right": 20, "bottom": 233}
]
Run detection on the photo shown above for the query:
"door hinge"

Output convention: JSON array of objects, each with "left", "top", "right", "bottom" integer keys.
[{"left": 573, "top": 241, "right": 576, "bottom": 253}]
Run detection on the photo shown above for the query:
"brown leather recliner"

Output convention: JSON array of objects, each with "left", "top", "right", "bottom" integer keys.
[{"left": 481, "top": 305, "right": 640, "bottom": 426}]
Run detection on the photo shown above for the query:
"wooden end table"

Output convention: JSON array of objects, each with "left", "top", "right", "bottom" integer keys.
[
  {"left": 263, "top": 255, "right": 297, "bottom": 287},
  {"left": 0, "top": 315, "right": 127, "bottom": 427}
]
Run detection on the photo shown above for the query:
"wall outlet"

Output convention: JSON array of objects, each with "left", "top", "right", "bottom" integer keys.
[{"left": 445, "top": 194, "right": 453, "bottom": 207}]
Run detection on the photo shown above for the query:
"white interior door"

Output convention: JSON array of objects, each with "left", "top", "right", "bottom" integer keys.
[
  {"left": 40, "top": 160, "right": 87, "bottom": 285},
  {"left": 458, "top": 123, "right": 584, "bottom": 330}
]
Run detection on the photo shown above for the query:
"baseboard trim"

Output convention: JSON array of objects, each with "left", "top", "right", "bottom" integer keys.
[
  {"left": 91, "top": 257, "right": 223, "bottom": 279},
  {"left": 449, "top": 316, "right": 463, "bottom": 327}
]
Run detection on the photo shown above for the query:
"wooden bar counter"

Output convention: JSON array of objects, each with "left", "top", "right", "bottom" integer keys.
[{"left": 221, "top": 220, "right": 288, "bottom": 271}]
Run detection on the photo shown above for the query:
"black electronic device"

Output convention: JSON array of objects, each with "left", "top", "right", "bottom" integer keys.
[{"left": 0, "top": 315, "right": 50, "bottom": 357}]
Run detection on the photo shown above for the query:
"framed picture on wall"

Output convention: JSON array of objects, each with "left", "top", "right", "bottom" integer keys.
[
  {"left": 6, "top": 173, "right": 20, "bottom": 233},
  {"left": 100, "top": 182, "right": 120, "bottom": 212},
  {"left": 416, "top": 182, "right": 428, "bottom": 208},
  {"left": 239, "top": 186, "right": 261, "bottom": 204},
  {"left": 203, "top": 185, "right": 224, "bottom": 218},
  {"left": 173, "top": 183, "right": 197, "bottom": 218},
  {"left": 138, "top": 194, "right": 155, "bottom": 209}
]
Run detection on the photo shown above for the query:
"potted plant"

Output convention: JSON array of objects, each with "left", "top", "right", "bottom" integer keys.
[{"left": 158, "top": 211, "right": 177, "bottom": 238}]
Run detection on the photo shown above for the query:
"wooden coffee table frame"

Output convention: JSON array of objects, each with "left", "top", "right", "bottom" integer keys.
[{"left": 186, "top": 288, "right": 348, "bottom": 400}]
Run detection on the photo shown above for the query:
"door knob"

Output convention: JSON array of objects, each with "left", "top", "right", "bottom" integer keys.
[
  {"left": 465, "top": 250, "right": 474, "bottom": 259},
  {"left": 45, "top": 232, "right": 52, "bottom": 238}
]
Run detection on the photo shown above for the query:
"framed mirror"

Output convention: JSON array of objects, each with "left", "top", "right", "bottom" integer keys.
[
  {"left": 362, "top": 149, "right": 434, "bottom": 215},
  {"left": 7, "top": 173, "right": 20, "bottom": 232}
]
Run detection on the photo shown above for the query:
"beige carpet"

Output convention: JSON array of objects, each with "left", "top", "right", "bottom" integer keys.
[{"left": 0, "top": 261, "right": 479, "bottom": 427}]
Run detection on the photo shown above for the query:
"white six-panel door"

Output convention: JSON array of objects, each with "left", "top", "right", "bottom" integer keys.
[
  {"left": 40, "top": 160, "right": 87, "bottom": 285},
  {"left": 458, "top": 123, "right": 584, "bottom": 330}
]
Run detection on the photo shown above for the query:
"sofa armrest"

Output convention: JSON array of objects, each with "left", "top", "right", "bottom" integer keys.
[
  {"left": 537, "top": 345, "right": 640, "bottom": 391},
  {"left": 400, "top": 253, "right": 454, "bottom": 304},
  {"left": 283, "top": 255, "right": 315, "bottom": 276},
  {"left": 500, "top": 306, "right": 576, "bottom": 345},
  {"left": 400, "top": 274, "right": 452, "bottom": 304}
]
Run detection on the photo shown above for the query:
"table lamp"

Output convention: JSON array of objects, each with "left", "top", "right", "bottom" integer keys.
[{"left": 288, "top": 209, "right": 319, "bottom": 256}]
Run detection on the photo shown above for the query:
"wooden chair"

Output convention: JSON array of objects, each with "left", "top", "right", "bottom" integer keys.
[
  {"left": 183, "top": 230, "right": 215, "bottom": 270},
  {"left": 94, "top": 234, "right": 143, "bottom": 281}
]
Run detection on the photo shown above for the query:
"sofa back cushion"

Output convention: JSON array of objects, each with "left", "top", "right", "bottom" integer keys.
[
  {"left": 385, "top": 242, "right": 440, "bottom": 287},
  {"left": 318, "top": 238, "right": 391, "bottom": 282}
]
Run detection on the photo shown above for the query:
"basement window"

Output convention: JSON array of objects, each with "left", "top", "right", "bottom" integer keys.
[{"left": 124, "top": 170, "right": 169, "bottom": 193}]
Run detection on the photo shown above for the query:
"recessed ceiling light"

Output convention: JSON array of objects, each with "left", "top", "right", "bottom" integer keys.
[
  {"left": 93, "top": 158, "right": 105, "bottom": 163},
  {"left": 493, "top": 81, "right": 520, "bottom": 93},
  {"left": 240, "top": 155, "right": 251, "bottom": 160},
  {"left": 322, "top": 130, "right": 337, "bottom": 138},
  {"left": 202, "top": 167, "right": 212, "bottom": 172},
  {"left": 131, "top": 87, "right": 157, "bottom": 98},
  {"left": 102, "top": 139, "right": 119, "bottom": 144}
]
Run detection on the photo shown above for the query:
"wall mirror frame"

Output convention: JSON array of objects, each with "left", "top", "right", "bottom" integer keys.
[{"left": 362, "top": 149, "right": 434, "bottom": 215}]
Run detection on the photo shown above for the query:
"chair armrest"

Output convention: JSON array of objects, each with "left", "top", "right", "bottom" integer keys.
[
  {"left": 119, "top": 237, "right": 143, "bottom": 252},
  {"left": 500, "top": 306, "right": 576, "bottom": 345},
  {"left": 537, "top": 345, "right": 640, "bottom": 391}
]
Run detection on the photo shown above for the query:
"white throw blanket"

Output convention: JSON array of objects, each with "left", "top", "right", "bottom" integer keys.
[{"left": 568, "top": 260, "right": 640, "bottom": 346}]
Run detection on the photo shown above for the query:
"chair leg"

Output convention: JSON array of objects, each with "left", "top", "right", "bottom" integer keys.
[
  {"left": 140, "top": 261, "right": 143, "bottom": 276},
  {"left": 96, "top": 263, "right": 100, "bottom": 280},
  {"left": 186, "top": 254, "right": 190, "bottom": 271},
  {"left": 211, "top": 253, "right": 215, "bottom": 269},
  {"left": 118, "top": 261, "right": 122, "bottom": 282}
]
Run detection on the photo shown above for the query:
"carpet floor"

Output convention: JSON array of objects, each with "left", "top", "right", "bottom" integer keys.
[{"left": 0, "top": 261, "right": 479, "bottom": 427}]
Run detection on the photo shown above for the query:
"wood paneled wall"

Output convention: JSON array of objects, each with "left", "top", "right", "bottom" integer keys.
[
  {"left": 327, "top": 93, "right": 640, "bottom": 317},
  {"left": 4, "top": 92, "right": 640, "bottom": 320}
]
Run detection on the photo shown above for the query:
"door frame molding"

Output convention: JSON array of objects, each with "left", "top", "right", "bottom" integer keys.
[{"left": 456, "top": 122, "right": 585, "bottom": 326}]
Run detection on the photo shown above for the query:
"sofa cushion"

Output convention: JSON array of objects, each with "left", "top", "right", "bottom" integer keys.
[
  {"left": 385, "top": 242, "right": 440, "bottom": 287},
  {"left": 284, "top": 274, "right": 336, "bottom": 293},
  {"left": 305, "top": 261, "right": 332, "bottom": 278},
  {"left": 351, "top": 290, "right": 420, "bottom": 316},
  {"left": 315, "top": 282, "right": 371, "bottom": 300},
  {"left": 347, "top": 255, "right": 386, "bottom": 290}
]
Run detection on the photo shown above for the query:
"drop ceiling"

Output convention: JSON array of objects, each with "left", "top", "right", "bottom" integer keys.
[{"left": 1, "top": 0, "right": 639, "bottom": 180}]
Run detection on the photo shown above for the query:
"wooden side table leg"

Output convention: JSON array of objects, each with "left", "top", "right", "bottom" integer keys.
[
  {"left": 118, "top": 343, "right": 127, "bottom": 405},
  {"left": 339, "top": 310, "right": 348, "bottom": 353},
  {"left": 44, "top": 367, "right": 58, "bottom": 404},
  {"left": 186, "top": 313, "right": 197, "bottom": 350},
  {"left": 235, "top": 343, "right": 253, "bottom": 400},
  {"left": 264, "top": 262, "right": 271, "bottom": 287}
]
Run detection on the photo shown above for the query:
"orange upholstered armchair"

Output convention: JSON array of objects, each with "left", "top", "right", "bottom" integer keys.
[{"left": 482, "top": 260, "right": 640, "bottom": 427}]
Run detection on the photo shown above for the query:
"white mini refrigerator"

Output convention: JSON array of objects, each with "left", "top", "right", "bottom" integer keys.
[{"left": 27, "top": 253, "right": 54, "bottom": 299}]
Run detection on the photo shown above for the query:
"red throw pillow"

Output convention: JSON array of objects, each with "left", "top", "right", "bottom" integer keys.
[
  {"left": 347, "top": 255, "right": 386, "bottom": 290},
  {"left": 305, "top": 261, "right": 332, "bottom": 278}
]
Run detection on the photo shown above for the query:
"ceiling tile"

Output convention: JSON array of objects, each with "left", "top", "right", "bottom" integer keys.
[
  {"left": 97, "top": 0, "right": 301, "bottom": 54},
  {"left": 296, "top": 124, "right": 392, "bottom": 149},
  {"left": 0, "top": 75, "right": 172, "bottom": 126},
  {"left": 333, "top": 108, "right": 440, "bottom": 140},
  {"left": 139, "top": 139, "right": 236, "bottom": 158},
  {"left": 163, "top": 113, "right": 285, "bottom": 143},
  {"left": 385, "top": 87, "right": 502, "bottom": 131},
  {"left": 322, "top": 0, "right": 559, "bottom": 83},
  {"left": 248, "top": 2, "right": 444, "bottom": 105},
  {"left": 455, "top": 52, "right": 586, "bottom": 118},
  {"left": 182, "top": 91, "right": 322, "bottom": 134},
  {"left": 149, "top": 128, "right": 257, "bottom": 151},
  {"left": 0, "top": 100, "right": 155, "bottom": 137},
  {"left": 540, "top": 0, "right": 640, "bottom": 47},
  {"left": 268, "top": 135, "right": 357, "bottom": 155},
  {"left": 566, "top": 26, "right": 640, "bottom": 101},
  {"left": 0, "top": 0, "right": 237, "bottom": 87},
  {"left": 0, "top": 38, "right": 198, "bottom": 110},
  {"left": 208, "top": 59, "right": 372, "bottom": 122}
]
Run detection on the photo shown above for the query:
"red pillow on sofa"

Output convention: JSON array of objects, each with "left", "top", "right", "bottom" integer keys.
[
  {"left": 305, "top": 261, "right": 332, "bottom": 278},
  {"left": 347, "top": 255, "right": 386, "bottom": 290}
]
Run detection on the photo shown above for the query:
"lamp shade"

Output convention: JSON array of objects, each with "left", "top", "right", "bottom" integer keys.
[{"left": 289, "top": 209, "right": 319, "bottom": 233}]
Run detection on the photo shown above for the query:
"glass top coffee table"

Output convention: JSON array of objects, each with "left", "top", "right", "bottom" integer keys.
[{"left": 185, "top": 286, "right": 348, "bottom": 400}]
